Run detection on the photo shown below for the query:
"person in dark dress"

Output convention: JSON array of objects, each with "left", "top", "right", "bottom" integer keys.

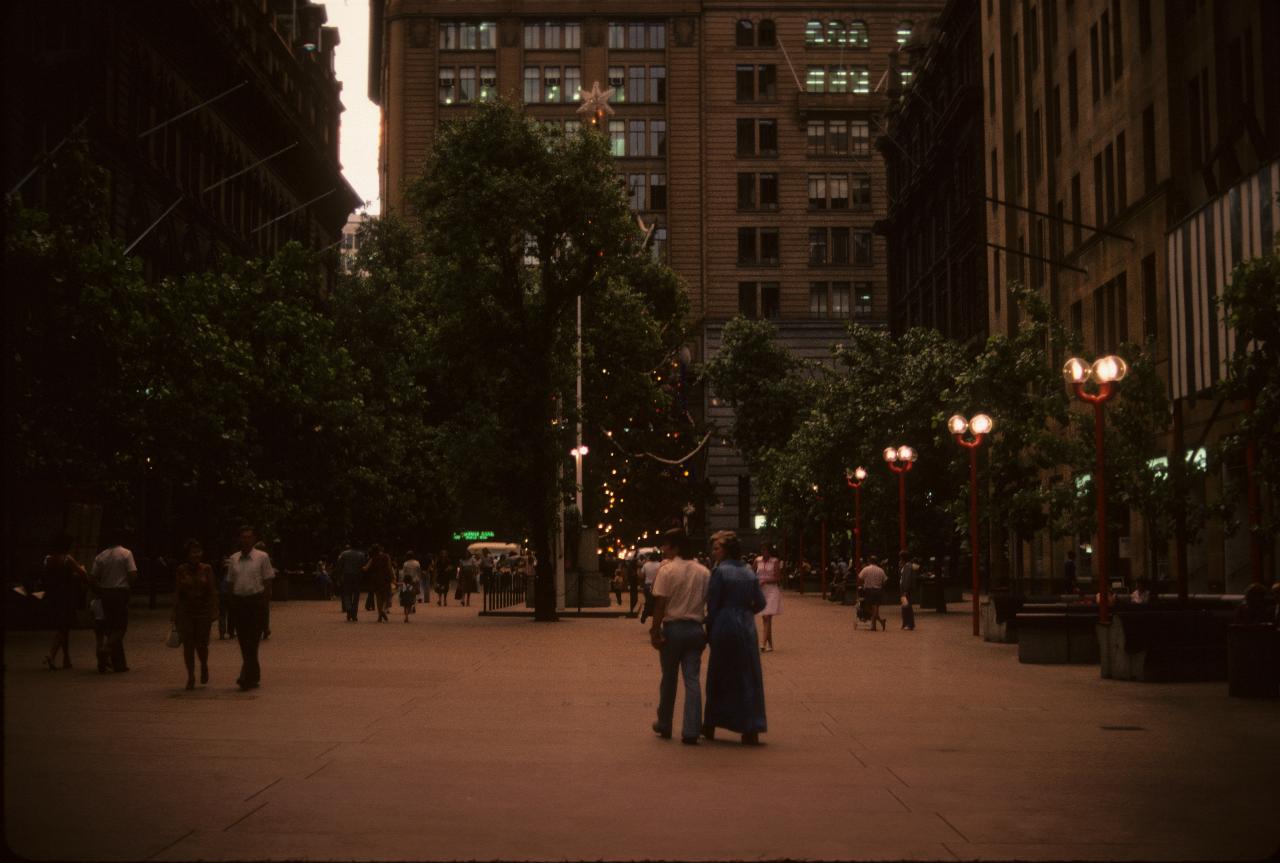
[
  {"left": 434, "top": 551, "right": 452, "bottom": 605},
  {"left": 363, "top": 544, "right": 394, "bottom": 622},
  {"left": 702, "top": 530, "right": 767, "bottom": 745},
  {"left": 43, "top": 533, "right": 86, "bottom": 670},
  {"left": 172, "top": 539, "right": 218, "bottom": 690}
]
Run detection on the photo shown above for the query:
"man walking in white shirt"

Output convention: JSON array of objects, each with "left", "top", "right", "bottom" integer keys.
[
  {"left": 89, "top": 535, "right": 138, "bottom": 673},
  {"left": 639, "top": 552, "right": 662, "bottom": 624},
  {"left": 225, "top": 525, "right": 274, "bottom": 690},
  {"left": 649, "top": 529, "right": 711, "bottom": 745}
]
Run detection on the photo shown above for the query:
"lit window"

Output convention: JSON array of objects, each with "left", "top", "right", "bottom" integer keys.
[
  {"left": 846, "top": 21, "right": 869, "bottom": 49},
  {"left": 460, "top": 22, "right": 477, "bottom": 49},
  {"left": 628, "top": 22, "right": 645, "bottom": 48},
  {"left": 543, "top": 67, "right": 561, "bottom": 103},
  {"left": 439, "top": 68, "right": 456, "bottom": 104},
  {"left": 608, "top": 67, "right": 626, "bottom": 101},
  {"left": 609, "top": 120, "right": 625, "bottom": 157},
  {"left": 829, "top": 174, "right": 848, "bottom": 208},
  {"left": 628, "top": 173, "right": 646, "bottom": 210},
  {"left": 805, "top": 20, "right": 824, "bottom": 45},
  {"left": 480, "top": 67, "right": 497, "bottom": 100},
  {"left": 459, "top": 67, "right": 476, "bottom": 101},
  {"left": 808, "top": 174, "right": 827, "bottom": 209},
  {"left": 565, "top": 66, "right": 581, "bottom": 101},
  {"left": 826, "top": 20, "right": 844, "bottom": 47},
  {"left": 523, "top": 67, "right": 540, "bottom": 103},
  {"left": 851, "top": 121, "right": 870, "bottom": 155},
  {"left": 832, "top": 282, "right": 851, "bottom": 316},
  {"left": 523, "top": 24, "right": 540, "bottom": 49},
  {"left": 829, "top": 66, "right": 850, "bottom": 93},
  {"left": 852, "top": 67, "right": 871, "bottom": 94},
  {"left": 897, "top": 21, "right": 914, "bottom": 47},
  {"left": 439, "top": 23, "right": 458, "bottom": 50},
  {"left": 478, "top": 22, "right": 496, "bottom": 49},
  {"left": 806, "top": 66, "right": 826, "bottom": 93}
]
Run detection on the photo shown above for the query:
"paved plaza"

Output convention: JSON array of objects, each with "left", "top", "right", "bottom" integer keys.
[{"left": 4, "top": 592, "right": 1278, "bottom": 861}]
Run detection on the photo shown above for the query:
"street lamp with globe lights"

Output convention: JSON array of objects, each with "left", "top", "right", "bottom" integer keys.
[
  {"left": 883, "top": 445, "right": 916, "bottom": 556},
  {"left": 1063, "top": 354, "right": 1127, "bottom": 624},
  {"left": 845, "top": 466, "right": 868, "bottom": 568},
  {"left": 948, "top": 413, "right": 994, "bottom": 636}
]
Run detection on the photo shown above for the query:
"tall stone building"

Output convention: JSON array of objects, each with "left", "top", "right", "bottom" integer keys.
[
  {"left": 370, "top": 0, "right": 941, "bottom": 539},
  {"left": 982, "top": 0, "right": 1279, "bottom": 590},
  {"left": 3, "top": 0, "right": 362, "bottom": 278}
]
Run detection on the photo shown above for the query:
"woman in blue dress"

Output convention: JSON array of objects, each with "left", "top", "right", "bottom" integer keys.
[{"left": 702, "top": 530, "right": 767, "bottom": 745}]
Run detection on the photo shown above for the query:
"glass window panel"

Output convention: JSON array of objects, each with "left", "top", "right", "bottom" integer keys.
[
  {"left": 810, "top": 282, "right": 829, "bottom": 316},
  {"left": 649, "top": 173, "right": 667, "bottom": 209},
  {"left": 806, "top": 66, "right": 826, "bottom": 93},
  {"left": 524, "top": 24, "right": 540, "bottom": 49},
  {"left": 736, "top": 118, "right": 755, "bottom": 155},
  {"left": 737, "top": 228, "right": 757, "bottom": 263},
  {"left": 565, "top": 66, "right": 581, "bottom": 101},
  {"left": 738, "top": 282, "right": 758, "bottom": 318},
  {"left": 439, "top": 23, "right": 457, "bottom": 50},
  {"left": 759, "top": 120, "right": 777, "bottom": 154},
  {"left": 628, "top": 23, "right": 645, "bottom": 48},
  {"left": 830, "top": 174, "right": 848, "bottom": 208},
  {"left": 897, "top": 21, "right": 913, "bottom": 46},
  {"left": 523, "top": 67, "right": 540, "bottom": 103},
  {"left": 479, "top": 22, "right": 496, "bottom": 49},
  {"left": 758, "top": 20, "right": 776, "bottom": 46},
  {"left": 649, "top": 66, "right": 666, "bottom": 103},
  {"left": 808, "top": 227, "right": 827, "bottom": 263},
  {"left": 807, "top": 121, "right": 826, "bottom": 155},
  {"left": 480, "top": 67, "right": 497, "bottom": 101},
  {"left": 459, "top": 67, "right": 476, "bottom": 101},
  {"left": 628, "top": 119, "right": 645, "bottom": 156},
  {"left": 564, "top": 119, "right": 581, "bottom": 136},
  {"left": 853, "top": 231, "right": 873, "bottom": 264},
  {"left": 852, "top": 67, "right": 871, "bottom": 94},
  {"left": 847, "top": 21, "right": 869, "bottom": 49},
  {"left": 544, "top": 66, "right": 561, "bottom": 103},
  {"left": 651, "top": 227, "right": 667, "bottom": 260},
  {"left": 830, "top": 120, "right": 849, "bottom": 154},
  {"left": 855, "top": 283, "right": 873, "bottom": 317},
  {"left": 544, "top": 23, "right": 561, "bottom": 49},
  {"left": 439, "top": 67, "right": 456, "bottom": 104},
  {"left": 805, "top": 20, "right": 824, "bottom": 46},
  {"left": 829, "top": 65, "right": 849, "bottom": 93},
  {"left": 736, "top": 20, "right": 754, "bottom": 47},
  {"left": 737, "top": 173, "right": 756, "bottom": 208},
  {"left": 737, "top": 65, "right": 756, "bottom": 100},
  {"left": 564, "top": 23, "right": 581, "bottom": 49},
  {"left": 609, "top": 120, "right": 625, "bottom": 157},
  {"left": 831, "top": 228, "right": 850, "bottom": 263},
  {"left": 628, "top": 66, "right": 645, "bottom": 102},
  {"left": 851, "top": 174, "right": 870, "bottom": 205},
  {"left": 628, "top": 173, "right": 645, "bottom": 210},
  {"left": 760, "top": 229, "right": 779, "bottom": 263},
  {"left": 648, "top": 23, "right": 665, "bottom": 49},
  {"left": 758, "top": 65, "right": 775, "bottom": 99},
  {"left": 827, "top": 20, "right": 844, "bottom": 46},
  {"left": 608, "top": 67, "right": 626, "bottom": 100},
  {"left": 649, "top": 120, "right": 666, "bottom": 156},
  {"left": 460, "top": 23, "right": 477, "bottom": 49},
  {"left": 808, "top": 174, "right": 827, "bottom": 209},
  {"left": 759, "top": 173, "right": 777, "bottom": 207},
  {"left": 609, "top": 24, "right": 625, "bottom": 49},
  {"left": 761, "top": 283, "right": 780, "bottom": 318},
  {"left": 832, "top": 282, "right": 851, "bottom": 316},
  {"left": 851, "top": 121, "right": 869, "bottom": 155}
]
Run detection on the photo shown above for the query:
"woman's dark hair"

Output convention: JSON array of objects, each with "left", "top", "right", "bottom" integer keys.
[
  {"left": 370, "top": 543, "right": 383, "bottom": 555},
  {"left": 660, "top": 529, "right": 689, "bottom": 557},
  {"left": 183, "top": 538, "right": 203, "bottom": 557}
]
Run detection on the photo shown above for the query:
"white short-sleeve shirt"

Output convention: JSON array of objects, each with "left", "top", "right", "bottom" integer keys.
[
  {"left": 226, "top": 548, "right": 275, "bottom": 596},
  {"left": 91, "top": 546, "right": 138, "bottom": 590}
]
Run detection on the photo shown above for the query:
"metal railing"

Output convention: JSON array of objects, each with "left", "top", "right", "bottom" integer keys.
[{"left": 482, "top": 572, "right": 529, "bottom": 613}]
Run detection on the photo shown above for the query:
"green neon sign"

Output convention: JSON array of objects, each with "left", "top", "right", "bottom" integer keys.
[{"left": 451, "top": 530, "right": 496, "bottom": 541}]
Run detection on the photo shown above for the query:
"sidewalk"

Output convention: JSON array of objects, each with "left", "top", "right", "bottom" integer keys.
[{"left": 4, "top": 593, "right": 1277, "bottom": 861}]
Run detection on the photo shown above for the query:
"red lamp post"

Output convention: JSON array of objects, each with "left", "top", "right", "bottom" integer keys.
[
  {"left": 948, "top": 413, "right": 994, "bottom": 637},
  {"left": 882, "top": 445, "right": 917, "bottom": 556},
  {"left": 845, "top": 466, "right": 868, "bottom": 568},
  {"left": 811, "top": 483, "right": 829, "bottom": 599},
  {"left": 1064, "top": 355, "right": 1128, "bottom": 624}
]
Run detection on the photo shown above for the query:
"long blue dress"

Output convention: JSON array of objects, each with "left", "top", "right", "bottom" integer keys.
[{"left": 704, "top": 559, "right": 768, "bottom": 734}]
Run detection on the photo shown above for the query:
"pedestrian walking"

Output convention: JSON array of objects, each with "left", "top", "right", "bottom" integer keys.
[
  {"left": 639, "top": 552, "right": 662, "bottom": 623},
  {"left": 89, "top": 533, "right": 139, "bottom": 673},
  {"left": 626, "top": 558, "right": 640, "bottom": 612},
  {"left": 649, "top": 529, "right": 710, "bottom": 745},
  {"left": 457, "top": 554, "right": 479, "bottom": 606},
  {"left": 753, "top": 543, "right": 782, "bottom": 652},
  {"left": 336, "top": 543, "right": 367, "bottom": 621},
  {"left": 226, "top": 526, "right": 274, "bottom": 691},
  {"left": 399, "top": 552, "right": 421, "bottom": 622},
  {"left": 42, "top": 533, "right": 86, "bottom": 671},
  {"left": 702, "top": 531, "right": 767, "bottom": 745},
  {"left": 898, "top": 551, "right": 918, "bottom": 631},
  {"left": 434, "top": 550, "right": 452, "bottom": 605},
  {"left": 364, "top": 544, "right": 394, "bottom": 622},
  {"left": 314, "top": 558, "right": 333, "bottom": 600},
  {"left": 857, "top": 555, "right": 888, "bottom": 631},
  {"left": 611, "top": 569, "right": 624, "bottom": 605},
  {"left": 172, "top": 539, "right": 217, "bottom": 690}
]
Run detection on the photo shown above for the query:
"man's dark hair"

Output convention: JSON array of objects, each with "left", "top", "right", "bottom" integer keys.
[
  {"left": 867, "top": 554, "right": 879, "bottom": 565},
  {"left": 899, "top": 550, "right": 910, "bottom": 561},
  {"left": 660, "top": 529, "right": 689, "bottom": 557},
  {"left": 238, "top": 525, "right": 256, "bottom": 537}
]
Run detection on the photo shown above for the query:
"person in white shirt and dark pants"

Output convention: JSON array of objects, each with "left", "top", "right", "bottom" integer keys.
[
  {"left": 89, "top": 536, "right": 139, "bottom": 673},
  {"left": 225, "top": 526, "right": 274, "bottom": 690}
]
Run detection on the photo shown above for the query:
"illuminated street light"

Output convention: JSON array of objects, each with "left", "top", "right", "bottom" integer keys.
[
  {"left": 845, "top": 467, "right": 868, "bottom": 567},
  {"left": 883, "top": 445, "right": 916, "bottom": 555},
  {"left": 1063, "top": 355, "right": 1127, "bottom": 624},
  {"left": 949, "top": 413, "right": 994, "bottom": 636}
]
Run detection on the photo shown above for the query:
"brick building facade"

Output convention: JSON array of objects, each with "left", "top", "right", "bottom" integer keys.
[
  {"left": 981, "top": 0, "right": 1279, "bottom": 591},
  {"left": 370, "top": 1, "right": 940, "bottom": 538}
]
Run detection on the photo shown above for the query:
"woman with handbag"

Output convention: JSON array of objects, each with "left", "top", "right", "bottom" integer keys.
[{"left": 172, "top": 539, "right": 218, "bottom": 690}]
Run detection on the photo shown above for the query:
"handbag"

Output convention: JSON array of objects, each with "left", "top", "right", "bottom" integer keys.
[{"left": 165, "top": 623, "right": 182, "bottom": 648}]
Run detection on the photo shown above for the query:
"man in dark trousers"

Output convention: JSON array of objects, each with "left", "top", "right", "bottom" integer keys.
[
  {"left": 225, "top": 525, "right": 274, "bottom": 691},
  {"left": 898, "top": 551, "right": 918, "bottom": 631},
  {"left": 335, "top": 543, "right": 367, "bottom": 622}
]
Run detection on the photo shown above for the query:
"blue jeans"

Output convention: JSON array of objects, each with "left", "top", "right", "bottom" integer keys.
[{"left": 656, "top": 619, "right": 706, "bottom": 740}]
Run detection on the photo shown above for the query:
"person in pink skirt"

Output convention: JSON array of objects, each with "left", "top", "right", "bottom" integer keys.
[{"left": 753, "top": 543, "right": 782, "bottom": 652}]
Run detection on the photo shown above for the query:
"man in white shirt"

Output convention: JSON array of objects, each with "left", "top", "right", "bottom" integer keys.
[
  {"left": 639, "top": 552, "right": 662, "bottom": 624},
  {"left": 225, "top": 525, "right": 274, "bottom": 690},
  {"left": 90, "top": 536, "right": 138, "bottom": 673},
  {"left": 649, "top": 530, "right": 711, "bottom": 745}
]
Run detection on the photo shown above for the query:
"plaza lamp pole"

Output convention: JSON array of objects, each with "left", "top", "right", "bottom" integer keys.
[
  {"left": 845, "top": 467, "right": 868, "bottom": 568},
  {"left": 1063, "top": 355, "right": 1128, "bottom": 624},
  {"left": 812, "top": 484, "right": 828, "bottom": 599},
  {"left": 883, "top": 445, "right": 917, "bottom": 556},
  {"left": 948, "top": 413, "right": 994, "bottom": 637}
]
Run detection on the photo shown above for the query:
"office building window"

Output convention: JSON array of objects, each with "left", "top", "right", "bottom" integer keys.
[
  {"left": 739, "top": 65, "right": 776, "bottom": 101},
  {"left": 440, "top": 22, "right": 497, "bottom": 50},
  {"left": 831, "top": 282, "right": 851, "bottom": 316},
  {"left": 628, "top": 22, "right": 645, "bottom": 49},
  {"left": 608, "top": 67, "right": 626, "bottom": 101},
  {"left": 565, "top": 23, "right": 581, "bottom": 49},
  {"left": 737, "top": 228, "right": 756, "bottom": 263},
  {"left": 758, "top": 120, "right": 777, "bottom": 155},
  {"left": 738, "top": 282, "right": 780, "bottom": 319},
  {"left": 847, "top": 22, "right": 869, "bottom": 49},
  {"left": 854, "top": 283, "right": 873, "bottom": 319},
  {"left": 759, "top": 173, "right": 777, "bottom": 208},
  {"left": 851, "top": 120, "right": 869, "bottom": 155},
  {"left": 523, "top": 67, "right": 540, "bottom": 103},
  {"left": 805, "top": 20, "right": 824, "bottom": 46},
  {"left": 609, "top": 23, "right": 625, "bottom": 49},
  {"left": 439, "top": 68, "right": 456, "bottom": 104},
  {"left": 1068, "top": 51, "right": 1079, "bottom": 128},
  {"left": 760, "top": 283, "right": 780, "bottom": 318},
  {"left": 648, "top": 23, "right": 665, "bottom": 49},
  {"left": 629, "top": 66, "right": 645, "bottom": 102},
  {"left": 851, "top": 174, "right": 870, "bottom": 206},
  {"left": 737, "top": 119, "right": 756, "bottom": 155},
  {"left": 565, "top": 67, "right": 581, "bottom": 102},
  {"left": 1090, "top": 25, "right": 1101, "bottom": 103},
  {"left": 807, "top": 121, "right": 825, "bottom": 155},
  {"left": 628, "top": 173, "right": 646, "bottom": 210},
  {"left": 832, "top": 228, "right": 850, "bottom": 264},
  {"left": 808, "top": 228, "right": 827, "bottom": 264},
  {"left": 651, "top": 227, "right": 667, "bottom": 260},
  {"left": 480, "top": 67, "right": 497, "bottom": 101},
  {"left": 896, "top": 21, "right": 913, "bottom": 46},
  {"left": 809, "top": 282, "right": 829, "bottom": 316},
  {"left": 459, "top": 67, "right": 476, "bottom": 101},
  {"left": 736, "top": 20, "right": 754, "bottom": 47},
  {"left": 808, "top": 174, "right": 828, "bottom": 209},
  {"left": 650, "top": 120, "right": 666, "bottom": 157},
  {"left": 650, "top": 172, "right": 670, "bottom": 208},
  {"left": 564, "top": 120, "right": 581, "bottom": 136},
  {"left": 830, "top": 174, "right": 849, "bottom": 209},
  {"left": 852, "top": 231, "right": 872, "bottom": 265},
  {"left": 806, "top": 66, "right": 826, "bottom": 94},
  {"left": 758, "top": 20, "right": 776, "bottom": 46},
  {"left": 760, "top": 228, "right": 779, "bottom": 264},
  {"left": 649, "top": 66, "right": 666, "bottom": 103},
  {"left": 737, "top": 173, "right": 756, "bottom": 209},
  {"left": 1112, "top": 0, "right": 1124, "bottom": 79},
  {"left": 609, "top": 120, "right": 625, "bottom": 157},
  {"left": 543, "top": 67, "right": 562, "bottom": 103},
  {"left": 628, "top": 120, "right": 645, "bottom": 156}
]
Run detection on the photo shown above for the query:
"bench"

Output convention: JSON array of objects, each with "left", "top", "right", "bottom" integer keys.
[
  {"left": 983, "top": 595, "right": 1085, "bottom": 643},
  {"left": 1016, "top": 611, "right": 1102, "bottom": 664},
  {"left": 1100, "top": 609, "right": 1235, "bottom": 681}
]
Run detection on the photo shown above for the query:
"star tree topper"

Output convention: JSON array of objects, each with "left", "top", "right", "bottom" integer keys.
[{"left": 576, "top": 81, "right": 615, "bottom": 125}]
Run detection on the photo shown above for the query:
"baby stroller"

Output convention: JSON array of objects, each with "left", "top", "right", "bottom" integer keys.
[{"left": 854, "top": 589, "right": 874, "bottom": 629}]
